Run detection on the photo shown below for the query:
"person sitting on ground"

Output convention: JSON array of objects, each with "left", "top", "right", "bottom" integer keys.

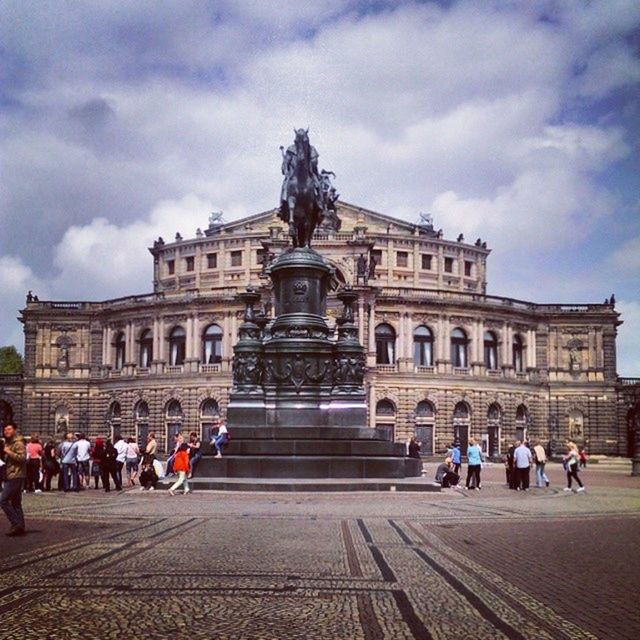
[
  {"left": 435, "top": 457, "right": 459, "bottom": 488},
  {"left": 139, "top": 458, "right": 158, "bottom": 491},
  {"left": 212, "top": 421, "right": 229, "bottom": 459}
]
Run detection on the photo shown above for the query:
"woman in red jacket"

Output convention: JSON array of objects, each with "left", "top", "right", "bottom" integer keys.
[{"left": 168, "top": 443, "right": 190, "bottom": 496}]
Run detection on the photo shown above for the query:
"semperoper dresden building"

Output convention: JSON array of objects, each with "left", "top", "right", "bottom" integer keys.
[{"left": 1, "top": 202, "right": 637, "bottom": 456}]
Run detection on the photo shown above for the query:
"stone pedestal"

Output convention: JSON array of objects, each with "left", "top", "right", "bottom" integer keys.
[{"left": 224, "top": 246, "right": 420, "bottom": 479}]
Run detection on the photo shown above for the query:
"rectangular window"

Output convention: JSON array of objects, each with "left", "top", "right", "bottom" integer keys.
[
  {"left": 167, "top": 260, "right": 175, "bottom": 275},
  {"left": 231, "top": 250, "right": 242, "bottom": 267},
  {"left": 444, "top": 257, "right": 454, "bottom": 273},
  {"left": 185, "top": 256, "right": 195, "bottom": 272},
  {"left": 396, "top": 251, "right": 408, "bottom": 268},
  {"left": 421, "top": 254, "right": 432, "bottom": 270},
  {"left": 464, "top": 261, "right": 473, "bottom": 277},
  {"left": 207, "top": 253, "right": 217, "bottom": 269}
]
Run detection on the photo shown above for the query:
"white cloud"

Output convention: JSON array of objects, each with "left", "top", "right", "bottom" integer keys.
[
  {"left": 0, "top": 0, "right": 638, "bottom": 372},
  {"left": 0, "top": 256, "right": 47, "bottom": 350},
  {"left": 51, "top": 194, "right": 215, "bottom": 298}
]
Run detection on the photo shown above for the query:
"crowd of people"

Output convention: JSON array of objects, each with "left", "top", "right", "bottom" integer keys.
[{"left": 431, "top": 438, "right": 587, "bottom": 492}]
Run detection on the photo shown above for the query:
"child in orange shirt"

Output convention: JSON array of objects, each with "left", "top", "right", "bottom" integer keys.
[{"left": 168, "top": 443, "right": 190, "bottom": 495}]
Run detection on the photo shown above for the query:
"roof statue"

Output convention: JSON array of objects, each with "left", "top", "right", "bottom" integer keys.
[{"left": 279, "top": 128, "right": 340, "bottom": 247}]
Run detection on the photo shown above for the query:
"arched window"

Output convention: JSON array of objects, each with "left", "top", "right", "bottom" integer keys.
[
  {"left": 515, "top": 404, "right": 529, "bottom": 441},
  {"left": 108, "top": 402, "right": 121, "bottom": 440},
  {"left": 134, "top": 400, "right": 150, "bottom": 448},
  {"left": 414, "top": 400, "right": 435, "bottom": 456},
  {"left": 452, "top": 401, "right": 470, "bottom": 451},
  {"left": 413, "top": 325, "right": 434, "bottom": 367},
  {"left": 202, "top": 324, "right": 223, "bottom": 364},
  {"left": 200, "top": 398, "right": 220, "bottom": 442},
  {"left": 487, "top": 403, "right": 502, "bottom": 457},
  {"left": 135, "top": 401, "right": 149, "bottom": 420},
  {"left": 375, "top": 399, "right": 396, "bottom": 441},
  {"left": 484, "top": 331, "right": 498, "bottom": 370},
  {"left": 416, "top": 400, "right": 435, "bottom": 418},
  {"left": 169, "top": 327, "right": 186, "bottom": 366},
  {"left": 450, "top": 328, "right": 468, "bottom": 368},
  {"left": 114, "top": 332, "right": 126, "bottom": 370},
  {"left": 487, "top": 403, "right": 501, "bottom": 422},
  {"left": 453, "top": 402, "right": 469, "bottom": 419},
  {"left": 139, "top": 329, "right": 153, "bottom": 368},
  {"left": 515, "top": 404, "right": 529, "bottom": 423},
  {"left": 375, "top": 323, "right": 396, "bottom": 365},
  {"left": 513, "top": 334, "right": 524, "bottom": 372}
]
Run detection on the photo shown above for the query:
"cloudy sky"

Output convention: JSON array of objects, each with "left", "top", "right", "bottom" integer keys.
[{"left": 1, "top": 0, "right": 639, "bottom": 374}]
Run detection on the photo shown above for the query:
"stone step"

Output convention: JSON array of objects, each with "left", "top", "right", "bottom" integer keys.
[
  {"left": 220, "top": 426, "right": 384, "bottom": 441},
  {"left": 159, "top": 477, "right": 439, "bottom": 492},
  {"left": 203, "top": 439, "right": 407, "bottom": 457},
  {"left": 190, "top": 455, "right": 422, "bottom": 479}
]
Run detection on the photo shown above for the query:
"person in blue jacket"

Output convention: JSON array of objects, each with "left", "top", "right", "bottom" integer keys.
[
  {"left": 465, "top": 437, "right": 483, "bottom": 490},
  {"left": 451, "top": 442, "right": 461, "bottom": 474}
]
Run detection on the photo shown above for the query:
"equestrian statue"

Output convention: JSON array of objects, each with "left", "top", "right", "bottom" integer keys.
[{"left": 279, "top": 129, "right": 339, "bottom": 247}]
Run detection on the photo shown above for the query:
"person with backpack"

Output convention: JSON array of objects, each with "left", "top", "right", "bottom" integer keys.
[{"left": 533, "top": 440, "right": 550, "bottom": 488}]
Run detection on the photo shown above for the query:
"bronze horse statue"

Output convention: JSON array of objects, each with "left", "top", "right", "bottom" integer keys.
[{"left": 279, "top": 129, "right": 324, "bottom": 248}]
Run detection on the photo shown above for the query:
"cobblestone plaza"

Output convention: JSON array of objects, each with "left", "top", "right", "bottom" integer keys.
[{"left": 1, "top": 463, "right": 639, "bottom": 640}]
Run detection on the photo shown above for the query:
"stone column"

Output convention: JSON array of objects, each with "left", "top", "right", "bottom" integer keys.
[
  {"left": 367, "top": 301, "right": 376, "bottom": 367},
  {"left": 152, "top": 318, "right": 160, "bottom": 361},
  {"left": 157, "top": 318, "right": 165, "bottom": 362},
  {"left": 185, "top": 315, "right": 193, "bottom": 359},
  {"left": 358, "top": 298, "right": 365, "bottom": 346},
  {"left": 405, "top": 312, "right": 413, "bottom": 360},
  {"left": 193, "top": 315, "right": 200, "bottom": 363},
  {"left": 104, "top": 326, "right": 112, "bottom": 367},
  {"left": 369, "top": 383, "right": 376, "bottom": 429}
]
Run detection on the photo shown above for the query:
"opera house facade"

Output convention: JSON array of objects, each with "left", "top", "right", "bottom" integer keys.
[{"left": 1, "top": 202, "right": 638, "bottom": 456}]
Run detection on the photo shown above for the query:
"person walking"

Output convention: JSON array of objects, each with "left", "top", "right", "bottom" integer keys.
[
  {"left": 464, "top": 437, "right": 483, "bottom": 490},
  {"left": 564, "top": 441, "right": 585, "bottom": 492},
  {"left": 0, "top": 424, "right": 27, "bottom": 536},
  {"left": 513, "top": 440, "right": 532, "bottom": 491},
  {"left": 25, "top": 434, "right": 43, "bottom": 493},
  {"left": 533, "top": 440, "right": 549, "bottom": 487},
  {"left": 168, "top": 443, "right": 190, "bottom": 496}
]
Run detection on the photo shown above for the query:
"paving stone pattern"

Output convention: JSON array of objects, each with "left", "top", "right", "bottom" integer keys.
[{"left": 0, "top": 464, "right": 638, "bottom": 639}]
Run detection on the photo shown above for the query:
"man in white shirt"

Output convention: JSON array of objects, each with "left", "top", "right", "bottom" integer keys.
[
  {"left": 113, "top": 435, "right": 128, "bottom": 490},
  {"left": 75, "top": 433, "right": 92, "bottom": 490},
  {"left": 513, "top": 440, "right": 532, "bottom": 491}
]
